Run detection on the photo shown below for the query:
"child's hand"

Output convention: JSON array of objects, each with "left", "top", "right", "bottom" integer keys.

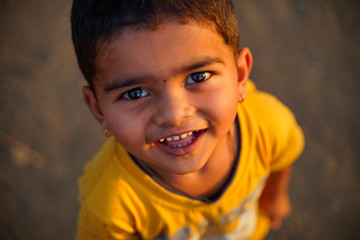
[{"left": 259, "top": 191, "right": 291, "bottom": 230}]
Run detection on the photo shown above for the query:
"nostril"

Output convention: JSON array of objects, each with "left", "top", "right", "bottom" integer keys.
[{"left": 152, "top": 98, "right": 195, "bottom": 127}]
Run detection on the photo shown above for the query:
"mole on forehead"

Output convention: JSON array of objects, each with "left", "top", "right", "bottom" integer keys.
[{"left": 163, "top": 79, "right": 167, "bottom": 83}]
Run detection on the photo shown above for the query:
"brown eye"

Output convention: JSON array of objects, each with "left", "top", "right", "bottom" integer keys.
[
  {"left": 186, "top": 72, "right": 211, "bottom": 85},
  {"left": 123, "top": 87, "right": 149, "bottom": 100}
]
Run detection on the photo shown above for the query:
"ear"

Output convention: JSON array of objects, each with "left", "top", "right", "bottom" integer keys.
[
  {"left": 236, "top": 47, "right": 253, "bottom": 102},
  {"left": 83, "top": 86, "right": 111, "bottom": 136}
]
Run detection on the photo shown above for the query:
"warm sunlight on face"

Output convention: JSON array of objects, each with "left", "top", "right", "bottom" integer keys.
[{"left": 91, "top": 22, "right": 242, "bottom": 177}]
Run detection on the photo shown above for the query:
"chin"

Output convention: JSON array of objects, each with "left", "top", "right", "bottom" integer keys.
[{"left": 168, "top": 158, "right": 208, "bottom": 176}]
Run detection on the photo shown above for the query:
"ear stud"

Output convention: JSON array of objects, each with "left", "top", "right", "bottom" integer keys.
[
  {"left": 239, "top": 94, "right": 246, "bottom": 103},
  {"left": 104, "top": 129, "right": 110, "bottom": 137}
]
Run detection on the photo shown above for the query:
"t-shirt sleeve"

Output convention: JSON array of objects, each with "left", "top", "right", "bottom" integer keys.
[
  {"left": 76, "top": 139, "right": 140, "bottom": 240},
  {"left": 76, "top": 205, "right": 140, "bottom": 240},
  {"left": 261, "top": 93, "right": 304, "bottom": 171},
  {"left": 245, "top": 84, "right": 305, "bottom": 172},
  {"left": 268, "top": 105, "right": 305, "bottom": 171}
]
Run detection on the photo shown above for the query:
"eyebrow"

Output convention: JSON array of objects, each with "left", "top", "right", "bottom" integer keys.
[{"left": 103, "top": 56, "right": 225, "bottom": 92}]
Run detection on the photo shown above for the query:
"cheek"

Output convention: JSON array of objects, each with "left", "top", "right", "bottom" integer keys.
[
  {"left": 104, "top": 106, "right": 148, "bottom": 144},
  {"left": 198, "top": 88, "right": 238, "bottom": 134},
  {"left": 207, "top": 83, "right": 238, "bottom": 115},
  {"left": 216, "top": 82, "right": 239, "bottom": 120},
  {"left": 214, "top": 96, "right": 238, "bottom": 124}
]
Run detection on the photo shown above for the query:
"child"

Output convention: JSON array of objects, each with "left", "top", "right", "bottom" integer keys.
[{"left": 71, "top": 0, "right": 304, "bottom": 239}]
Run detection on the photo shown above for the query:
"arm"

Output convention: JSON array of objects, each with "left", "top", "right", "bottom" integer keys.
[{"left": 259, "top": 165, "right": 293, "bottom": 230}]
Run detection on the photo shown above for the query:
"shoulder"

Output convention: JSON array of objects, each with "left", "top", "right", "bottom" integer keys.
[
  {"left": 245, "top": 84, "right": 297, "bottom": 136},
  {"left": 78, "top": 138, "right": 120, "bottom": 199},
  {"left": 78, "top": 138, "right": 138, "bottom": 220},
  {"left": 241, "top": 81, "right": 305, "bottom": 171}
]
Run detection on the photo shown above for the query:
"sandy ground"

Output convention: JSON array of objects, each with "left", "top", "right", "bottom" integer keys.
[{"left": 0, "top": 0, "right": 359, "bottom": 239}]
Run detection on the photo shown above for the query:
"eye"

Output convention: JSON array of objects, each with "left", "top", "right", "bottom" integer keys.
[
  {"left": 186, "top": 72, "right": 211, "bottom": 85},
  {"left": 122, "top": 87, "right": 149, "bottom": 100}
]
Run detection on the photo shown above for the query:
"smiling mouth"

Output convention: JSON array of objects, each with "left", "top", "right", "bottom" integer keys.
[
  {"left": 158, "top": 130, "right": 203, "bottom": 147},
  {"left": 155, "top": 129, "right": 206, "bottom": 156}
]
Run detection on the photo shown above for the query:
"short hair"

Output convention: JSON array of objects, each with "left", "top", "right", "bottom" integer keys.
[{"left": 71, "top": 0, "right": 239, "bottom": 89}]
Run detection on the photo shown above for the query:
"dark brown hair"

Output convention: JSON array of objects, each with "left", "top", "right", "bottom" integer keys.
[{"left": 71, "top": 0, "right": 239, "bottom": 89}]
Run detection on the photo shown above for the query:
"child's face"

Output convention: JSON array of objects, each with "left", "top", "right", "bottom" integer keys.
[{"left": 85, "top": 21, "right": 251, "bottom": 176}]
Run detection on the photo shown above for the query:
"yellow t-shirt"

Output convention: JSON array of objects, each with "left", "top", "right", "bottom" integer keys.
[{"left": 76, "top": 81, "right": 304, "bottom": 240}]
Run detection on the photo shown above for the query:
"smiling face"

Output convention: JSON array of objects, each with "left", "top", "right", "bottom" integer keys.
[{"left": 84, "top": 21, "right": 252, "bottom": 179}]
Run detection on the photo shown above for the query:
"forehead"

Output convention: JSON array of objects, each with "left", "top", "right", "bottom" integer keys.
[{"left": 94, "top": 22, "right": 235, "bottom": 87}]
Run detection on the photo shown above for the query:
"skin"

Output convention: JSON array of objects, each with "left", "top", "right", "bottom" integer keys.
[
  {"left": 83, "top": 20, "right": 291, "bottom": 229},
  {"left": 259, "top": 166, "right": 293, "bottom": 230}
]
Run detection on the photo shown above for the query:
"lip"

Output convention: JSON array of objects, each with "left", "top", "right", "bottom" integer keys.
[{"left": 154, "top": 129, "right": 206, "bottom": 156}]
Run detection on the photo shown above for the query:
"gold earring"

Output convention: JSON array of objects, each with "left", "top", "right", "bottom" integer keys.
[
  {"left": 239, "top": 94, "right": 246, "bottom": 103},
  {"left": 104, "top": 129, "right": 109, "bottom": 137}
]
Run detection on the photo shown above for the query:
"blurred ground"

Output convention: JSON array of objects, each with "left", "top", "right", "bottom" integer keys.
[{"left": 0, "top": 0, "right": 359, "bottom": 239}]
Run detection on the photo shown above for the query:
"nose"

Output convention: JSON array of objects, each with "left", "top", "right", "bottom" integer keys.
[{"left": 152, "top": 89, "right": 196, "bottom": 128}]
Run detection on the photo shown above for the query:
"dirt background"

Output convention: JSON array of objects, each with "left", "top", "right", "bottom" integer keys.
[{"left": 0, "top": 0, "right": 359, "bottom": 239}]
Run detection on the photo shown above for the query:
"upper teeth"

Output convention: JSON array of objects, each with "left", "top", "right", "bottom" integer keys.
[{"left": 159, "top": 131, "right": 194, "bottom": 142}]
